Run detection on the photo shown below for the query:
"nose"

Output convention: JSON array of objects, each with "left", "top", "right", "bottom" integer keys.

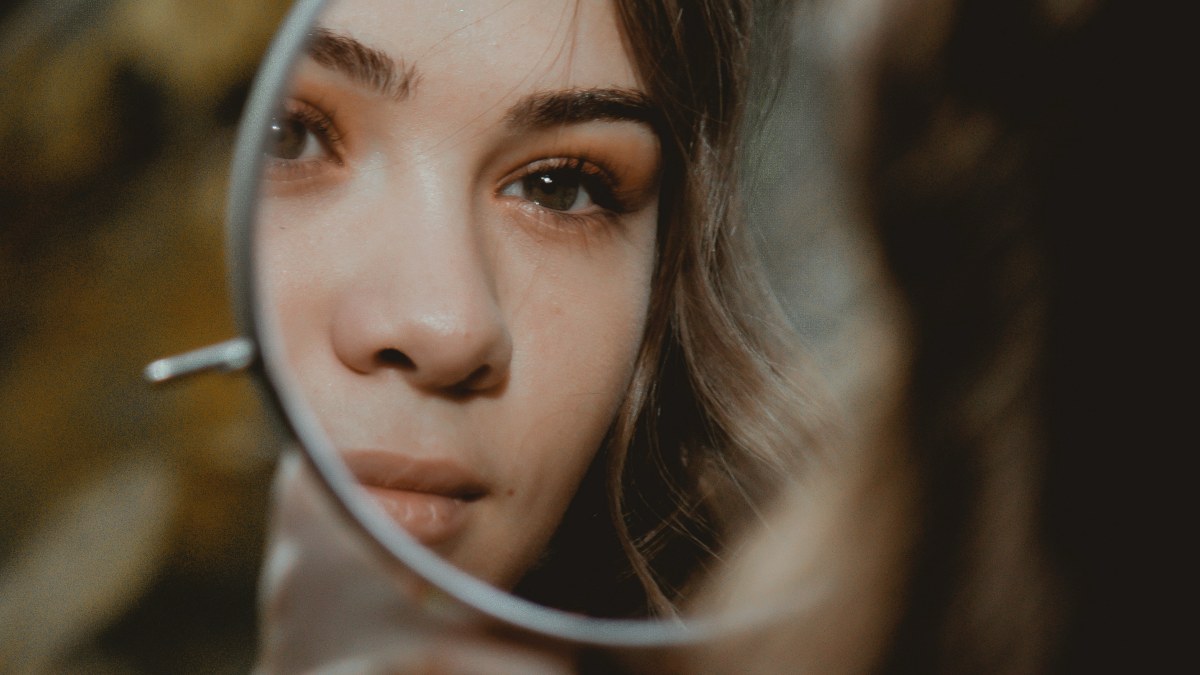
[
  {"left": 331, "top": 292, "right": 512, "bottom": 393},
  {"left": 329, "top": 208, "right": 512, "bottom": 396}
]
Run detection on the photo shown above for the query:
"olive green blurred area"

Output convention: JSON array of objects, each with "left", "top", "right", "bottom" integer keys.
[{"left": 2, "top": 0, "right": 291, "bottom": 671}]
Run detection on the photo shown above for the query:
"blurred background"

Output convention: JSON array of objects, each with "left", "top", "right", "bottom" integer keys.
[
  {"left": 0, "top": 1, "right": 901, "bottom": 671},
  {"left": 23, "top": 0, "right": 1173, "bottom": 671},
  {"left": 1, "top": 1, "right": 290, "bottom": 671}
]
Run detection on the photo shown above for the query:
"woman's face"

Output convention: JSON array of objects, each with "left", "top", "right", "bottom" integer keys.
[{"left": 257, "top": 0, "right": 661, "bottom": 590}]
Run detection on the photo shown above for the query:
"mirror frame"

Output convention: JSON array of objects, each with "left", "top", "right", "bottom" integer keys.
[{"left": 224, "top": 0, "right": 791, "bottom": 651}]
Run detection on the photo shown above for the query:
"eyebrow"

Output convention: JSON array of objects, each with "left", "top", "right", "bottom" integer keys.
[
  {"left": 305, "top": 28, "right": 419, "bottom": 101},
  {"left": 304, "top": 30, "right": 658, "bottom": 133},
  {"left": 504, "top": 88, "right": 661, "bottom": 132}
]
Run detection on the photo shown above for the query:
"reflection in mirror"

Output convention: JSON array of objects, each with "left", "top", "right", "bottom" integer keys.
[{"left": 251, "top": 0, "right": 846, "bottom": 619}]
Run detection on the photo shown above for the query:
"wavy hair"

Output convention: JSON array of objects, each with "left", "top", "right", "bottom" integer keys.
[{"left": 515, "top": 0, "right": 830, "bottom": 617}]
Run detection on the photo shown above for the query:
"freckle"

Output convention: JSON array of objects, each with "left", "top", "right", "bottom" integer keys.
[{"left": 506, "top": 488, "right": 515, "bottom": 496}]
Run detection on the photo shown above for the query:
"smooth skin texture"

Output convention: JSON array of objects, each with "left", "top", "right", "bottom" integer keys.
[{"left": 256, "top": 0, "right": 661, "bottom": 590}]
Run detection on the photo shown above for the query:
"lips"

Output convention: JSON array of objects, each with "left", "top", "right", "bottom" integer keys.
[{"left": 341, "top": 449, "right": 487, "bottom": 546}]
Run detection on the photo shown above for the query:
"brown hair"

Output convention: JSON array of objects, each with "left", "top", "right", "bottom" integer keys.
[
  {"left": 842, "top": 0, "right": 1183, "bottom": 669},
  {"left": 850, "top": 0, "right": 1085, "bottom": 669},
  {"left": 515, "top": 0, "right": 830, "bottom": 617}
]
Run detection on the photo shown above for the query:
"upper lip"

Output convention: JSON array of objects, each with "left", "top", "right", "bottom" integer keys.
[{"left": 340, "top": 448, "right": 488, "bottom": 501}]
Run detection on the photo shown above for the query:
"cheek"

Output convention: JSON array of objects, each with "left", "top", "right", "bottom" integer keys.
[
  {"left": 256, "top": 201, "right": 311, "bottom": 339},
  {"left": 505, "top": 210, "right": 658, "bottom": 474},
  {"left": 481, "top": 223, "right": 654, "bottom": 585},
  {"left": 254, "top": 195, "right": 362, "bottom": 394},
  {"left": 256, "top": 201, "right": 325, "bottom": 330},
  {"left": 522, "top": 210, "right": 655, "bottom": 360}
]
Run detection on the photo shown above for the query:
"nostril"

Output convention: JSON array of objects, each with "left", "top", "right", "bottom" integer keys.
[
  {"left": 447, "top": 365, "right": 494, "bottom": 397},
  {"left": 376, "top": 348, "right": 415, "bottom": 369},
  {"left": 463, "top": 364, "right": 491, "bottom": 388}
]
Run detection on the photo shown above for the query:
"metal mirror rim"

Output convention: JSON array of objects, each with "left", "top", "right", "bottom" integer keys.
[{"left": 226, "top": 0, "right": 799, "bottom": 649}]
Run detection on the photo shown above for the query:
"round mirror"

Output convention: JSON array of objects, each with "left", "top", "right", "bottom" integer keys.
[{"left": 222, "top": 0, "right": 905, "bottom": 668}]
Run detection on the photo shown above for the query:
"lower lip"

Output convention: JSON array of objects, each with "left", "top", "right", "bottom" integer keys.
[{"left": 362, "top": 485, "right": 470, "bottom": 546}]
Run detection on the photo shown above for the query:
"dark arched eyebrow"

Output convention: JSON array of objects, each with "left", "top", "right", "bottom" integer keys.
[
  {"left": 504, "top": 88, "right": 661, "bottom": 133},
  {"left": 305, "top": 28, "right": 419, "bottom": 101},
  {"left": 303, "top": 30, "right": 657, "bottom": 133}
]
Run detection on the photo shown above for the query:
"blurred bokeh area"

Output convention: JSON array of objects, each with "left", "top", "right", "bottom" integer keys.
[{"left": 1, "top": 1, "right": 290, "bottom": 671}]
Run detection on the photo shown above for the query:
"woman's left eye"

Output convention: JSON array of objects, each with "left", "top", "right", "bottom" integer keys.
[{"left": 499, "top": 160, "right": 616, "bottom": 214}]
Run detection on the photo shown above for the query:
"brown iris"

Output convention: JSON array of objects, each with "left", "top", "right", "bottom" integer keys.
[
  {"left": 268, "top": 116, "right": 308, "bottom": 160},
  {"left": 522, "top": 170, "right": 581, "bottom": 211}
]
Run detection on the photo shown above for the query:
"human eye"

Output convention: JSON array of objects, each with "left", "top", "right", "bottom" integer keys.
[
  {"left": 498, "top": 157, "right": 623, "bottom": 217},
  {"left": 263, "top": 99, "right": 344, "bottom": 182}
]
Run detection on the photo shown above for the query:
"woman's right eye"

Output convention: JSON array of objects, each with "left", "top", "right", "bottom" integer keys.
[
  {"left": 264, "top": 102, "right": 343, "bottom": 181},
  {"left": 268, "top": 116, "right": 323, "bottom": 161}
]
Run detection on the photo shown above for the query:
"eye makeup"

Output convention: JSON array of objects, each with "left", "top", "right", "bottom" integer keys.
[
  {"left": 262, "top": 62, "right": 661, "bottom": 238},
  {"left": 496, "top": 151, "right": 658, "bottom": 235},
  {"left": 502, "top": 157, "right": 619, "bottom": 213}
]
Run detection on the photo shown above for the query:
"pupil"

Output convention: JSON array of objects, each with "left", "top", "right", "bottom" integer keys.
[
  {"left": 525, "top": 171, "right": 580, "bottom": 211},
  {"left": 269, "top": 117, "right": 307, "bottom": 160}
]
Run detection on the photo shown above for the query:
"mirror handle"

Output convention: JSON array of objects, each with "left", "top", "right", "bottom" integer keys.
[{"left": 144, "top": 337, "right": 257, "bottom": 384}]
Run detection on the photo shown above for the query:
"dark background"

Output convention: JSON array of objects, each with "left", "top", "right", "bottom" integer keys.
[{"left": 2, "top": 1, "right": 289, "bottom": 671}]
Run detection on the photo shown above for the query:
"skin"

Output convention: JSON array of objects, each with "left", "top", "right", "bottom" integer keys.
[{"left": 256, "top": 0, "right": 661, "bottom": 590}]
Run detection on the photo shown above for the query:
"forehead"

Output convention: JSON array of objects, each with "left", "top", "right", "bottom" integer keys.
[{"left": 316, "top": 0, "right": 640, "bottom": 93}]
